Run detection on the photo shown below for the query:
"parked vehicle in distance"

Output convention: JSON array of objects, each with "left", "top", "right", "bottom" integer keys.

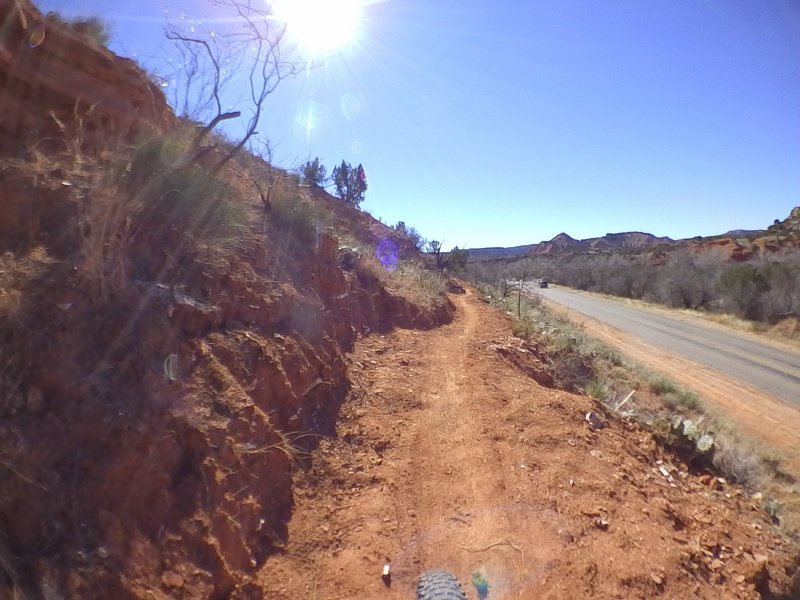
[{"left": 539, "top": 279, "right": 549, "bottom": 289}]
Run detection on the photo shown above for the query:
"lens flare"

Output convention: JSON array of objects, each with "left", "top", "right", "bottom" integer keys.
[
  {"left": 292, "top": 100, "right": 323, "bottom": 142},
  {"left": 164, "top": 354, "right": 179, "bottom": 381},
  {"left": 376, "top": 239, "right": 399, "bottom": 271},
  {"left": 340, "top": 92, "right": 363, "bottom": 120},
  {"left": 28, "top": 24, "right": 46, "bottom": 48}
]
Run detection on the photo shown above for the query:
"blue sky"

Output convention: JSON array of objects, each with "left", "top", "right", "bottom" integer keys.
[{"left": 38, "top": 1, "right": 800, "bottom": 249}]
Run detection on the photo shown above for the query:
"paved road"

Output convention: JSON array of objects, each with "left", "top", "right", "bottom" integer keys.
[{"left": 535, "top": 286, "right": 800, "bottom": 407}]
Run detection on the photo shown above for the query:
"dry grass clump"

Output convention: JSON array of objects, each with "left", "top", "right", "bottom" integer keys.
[
  {"left": 769, "top": 316, "right": 800, "bottom": 341},
  {"left": 585, "top": 379, "right": 611, "bottom": 400},
  {"left": 72, "top": 130, "right": 247, "bottom": 302},
  {"left": 649, "top": 375, "right": 678, "bottom": 395},
  {"left": 270, "top": 186, "right": 329, "bottom": 238},
  {"left": 712, "top": 436, "right": 765, "bottom": 489},
  {"left": 348, "top": 239, "right": 445, "bottom": 308},
  {"left": 0, "top": 248, "right": 53, "bottom": 316},
  {"left": 662, "top": 389, "right": 702, "bottom": 412},
  {"left": 123, "top": 132, "right": 244, "bottom": 239},
  {"left": 389, "top": 262, "right": 446, "bottom": 305},
  {"left": 7, "top": 126, "right": 249, "bottom": 307},
  {"left": 0, "top": 249, "right": 57, "bottom": 410},
  {"left": 704, "top": 311, "right": 760, "bottom": 332}
]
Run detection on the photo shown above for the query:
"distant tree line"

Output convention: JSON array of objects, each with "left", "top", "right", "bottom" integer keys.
[{"left": 467, "top": 249, "right": 800, "bottom": 323}]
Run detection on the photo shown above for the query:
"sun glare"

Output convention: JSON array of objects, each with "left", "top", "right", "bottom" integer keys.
[{"left": 273, "top": 0, "right": 363, "bottom": 56}]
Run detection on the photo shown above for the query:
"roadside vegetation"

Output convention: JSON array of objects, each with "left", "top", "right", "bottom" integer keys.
[
  {"left": 467, "top": 248, "right": 800, "bottom": 339},
  {"left": 469, "top": 277, "right": 800, "bottom": 537}
]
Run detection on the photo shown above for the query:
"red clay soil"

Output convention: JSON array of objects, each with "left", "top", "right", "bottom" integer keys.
[{"left": 259, "top": 288, "right": 799, "bottom": 599}]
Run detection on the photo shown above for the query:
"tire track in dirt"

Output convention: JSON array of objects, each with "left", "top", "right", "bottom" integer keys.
[{"left": 394, "top": 291, "right": 556, "bottom": 597}]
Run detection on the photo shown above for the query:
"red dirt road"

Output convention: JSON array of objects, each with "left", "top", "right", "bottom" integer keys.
[{"left": 259, "top": 289, "right": 797, "bottom": 599}]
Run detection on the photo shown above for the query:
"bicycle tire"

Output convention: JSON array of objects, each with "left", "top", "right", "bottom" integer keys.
[{"left": 416, "top": 570, "right": 467, "bottom": 600}]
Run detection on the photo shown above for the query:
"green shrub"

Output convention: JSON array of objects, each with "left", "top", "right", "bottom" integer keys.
[
  {"left": 649, "top": 376, "right": 678, "bottom": 395},
  {"left": 511, "top": 318, "right": 536, "bottom": 339},
  {"left": 270, "top": 191, "right": 326, "bottom": 238},
  {"left": 676, "top": 389, "right": 701, "bottom": 410},
  {"left": 718, "top": 264, "right": 769, "bottom": 320},
  {"left": 300, "top": 157, "right": 327, "bottom": 187},
  {"left": 332, "top": 160, "right": 367, "bottom": 208},
  {"left": 585, "top": 379, "right": 610, "bottom": 400}
]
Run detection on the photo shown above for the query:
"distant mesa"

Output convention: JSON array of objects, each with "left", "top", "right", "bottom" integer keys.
[
  {"left": 532, "top": 231, "right": 675, "bottom": 256},
  {"left": 722, "top": 230, "right": 763, "bottom": 238},
  {"left": 468, "top": 231, "right": 675, "bottom": 259},
  {"left": 467, "top": 206, "right": 800, "bottom": 261},
  {"left": 551, "top": 232, "right": 576, "bottom": 243}
]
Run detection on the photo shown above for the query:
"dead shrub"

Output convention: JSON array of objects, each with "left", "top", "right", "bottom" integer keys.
[{"left": 713, "top": 439, "right": 765, "bottom": 489}]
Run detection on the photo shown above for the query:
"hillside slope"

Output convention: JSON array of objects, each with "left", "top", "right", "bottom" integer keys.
[
  {"left": 0, "top": 2, "right": 452, "bottom": 598},
  {"left": 0, "top": 0, "right": 174, "bottom": 155}
]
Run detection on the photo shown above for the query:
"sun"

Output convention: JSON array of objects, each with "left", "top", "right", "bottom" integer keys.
[{"left": 273, "top": 0, "right": 364, "bottom": 56}]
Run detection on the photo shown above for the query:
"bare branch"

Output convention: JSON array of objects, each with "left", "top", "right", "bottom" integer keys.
[
  {"left": 194, "top": 110, "right": 240, "bottom": 146},
  {"left": 165, "top": 0, "right": 306, "bottom": 172}
]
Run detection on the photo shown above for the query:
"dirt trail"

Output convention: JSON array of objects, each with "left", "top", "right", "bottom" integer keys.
[{"left": 259, "top": 289, "right": 798, "bottom": 599}]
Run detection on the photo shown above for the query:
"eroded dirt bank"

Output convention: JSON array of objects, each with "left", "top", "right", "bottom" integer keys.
[
  {"left": 260, "top": 288, "right": 799, "bottom": 599},
  {"left": 0, "top": 162, "right": 453, "bottom": 599}
]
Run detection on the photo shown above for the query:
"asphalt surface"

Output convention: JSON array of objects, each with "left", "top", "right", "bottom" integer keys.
[{"left": 535, "top": 286, "right": 800, "bottom": 407}]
